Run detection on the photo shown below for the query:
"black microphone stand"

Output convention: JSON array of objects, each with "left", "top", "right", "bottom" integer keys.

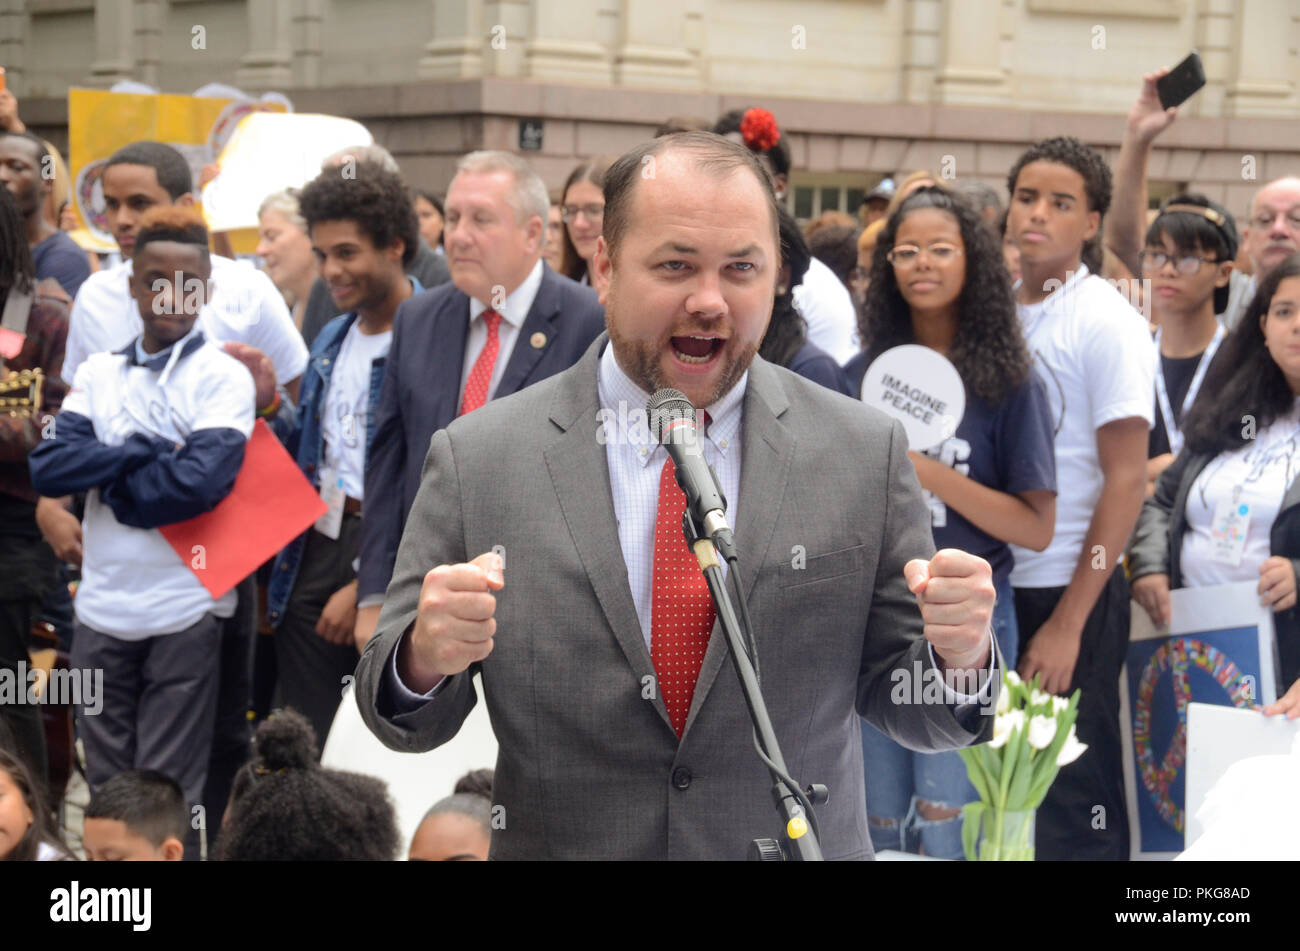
[{"left": 679, "top": 503, "right": 826, "bottom": 861}]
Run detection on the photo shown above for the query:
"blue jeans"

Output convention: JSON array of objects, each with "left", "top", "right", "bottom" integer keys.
[{"left": 861, "top": 573, "right": 1018, "bottom": 858}]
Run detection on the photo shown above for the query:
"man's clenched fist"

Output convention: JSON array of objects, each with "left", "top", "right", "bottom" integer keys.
[
  {"left": 397, "top": 551, "right": 504, "bottom": 693},
  {"left": 903, "top": 549, "right": 995, "bottom": 673}
]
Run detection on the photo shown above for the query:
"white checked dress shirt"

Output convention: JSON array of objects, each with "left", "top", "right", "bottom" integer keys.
[{"left": 596, "top": 342, "right": 744, "bottom": 647}]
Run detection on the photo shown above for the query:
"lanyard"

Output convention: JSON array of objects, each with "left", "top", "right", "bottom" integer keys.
[{"left": 1154, "top": 324, "right": 1224, "bottom": 457}]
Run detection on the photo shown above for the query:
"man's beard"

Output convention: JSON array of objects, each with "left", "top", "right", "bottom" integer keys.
[{"left": 606, "top": 313, "right": 757, "bottom": 409}]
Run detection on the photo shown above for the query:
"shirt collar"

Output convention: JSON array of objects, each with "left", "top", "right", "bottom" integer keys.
[
  {"left": 468, "top": 258, "right": 543, "bottom": 329},
  {"left": 120, "top": 327, "right": 206, "bottom": 372},
  {"left": 596, "top": 339, "right": 747, "bottom": 468}
]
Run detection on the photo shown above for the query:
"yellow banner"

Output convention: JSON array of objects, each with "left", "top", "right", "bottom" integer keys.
[{"left": 67, "top": 89, "right": 286, "bottom": 252}]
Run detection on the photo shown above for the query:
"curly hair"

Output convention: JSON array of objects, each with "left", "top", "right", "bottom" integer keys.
[
  {"left": 859, "top": 184, "right": 1030, "bottom": 406},
  {"left": 1007, "top": 136, "right": 1113, "bottom": 274},
  {"left": 298, "top": 162, "right": 418, "bottom": 268},
  {"left": 217, "top": 710, "right": 400, "bottom": 861},
  {"left": 1180, "top": 254, "right": 1300, "bottom": 456},
  {"left": 760, "top": 204, "right": 811, "bottom": 369}
]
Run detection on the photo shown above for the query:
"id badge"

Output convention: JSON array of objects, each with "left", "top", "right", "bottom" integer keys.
[
  {"left": 314, "top": 467, "right": 345, "bottom": 540},
  {"left": 1209, "top": 487, "right": 1250, "bottom": 567}
]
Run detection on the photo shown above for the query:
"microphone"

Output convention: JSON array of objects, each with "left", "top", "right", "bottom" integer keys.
[{"left": 647, "top": 388, "right": 736, "bottom": 559}]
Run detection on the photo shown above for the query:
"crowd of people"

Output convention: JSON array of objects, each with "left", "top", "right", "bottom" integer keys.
[{"left": 1, "top": 65, "right": 1299, "bottom": 862}]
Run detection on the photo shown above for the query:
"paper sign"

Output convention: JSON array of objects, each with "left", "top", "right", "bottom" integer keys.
[
  {"left": 859, "top": 345, "right": 965, "bottom": 451},
  {"left": 159, "top": 419, "right": 327, "bottom": 599},
  {"left": 68, "top": 88, "right": 288, "bottom": 247},
  {"left": 1184, "top": 702, "right": 1300, "bottom": 851},
  {"left": 201, "top": 112, "right": 374, "bottom": 233},
  {"left": 1122, "top": 581, "right": 1277, "bottom": 860}
]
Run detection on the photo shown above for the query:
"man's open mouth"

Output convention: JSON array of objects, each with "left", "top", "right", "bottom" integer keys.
[{"left": 670, "top": 335, "right": 724, "bottom": 365}]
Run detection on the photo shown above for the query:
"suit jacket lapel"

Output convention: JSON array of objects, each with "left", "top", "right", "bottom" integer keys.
[
  {"left": 685, "top": 358, "right": 795, "bottom": 734},
  {"left": 496, "top": 267, "right": 561, "bottom": 398},
  {"left": 429, "top": 290, "right": 471, "bottom": 427},
  {"left": 542, "top": 336, "right": 673, "bottom": 732}
]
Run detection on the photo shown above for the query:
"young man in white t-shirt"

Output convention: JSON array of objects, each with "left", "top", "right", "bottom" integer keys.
[
  {"left": 1005, "top": 137, "right": 1155, "bottom": 861},
  {"left": 29, "top": 209, "right": 254, "bottom": 858},
  {"left": 265, "top": 164, "right": 418, "bottom": 748}
]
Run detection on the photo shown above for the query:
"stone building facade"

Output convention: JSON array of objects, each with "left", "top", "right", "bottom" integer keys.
[{"left": 4, "top": 0, "right": 1298, "bottom": 220}]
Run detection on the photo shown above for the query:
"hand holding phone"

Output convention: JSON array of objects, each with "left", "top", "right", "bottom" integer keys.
[{"left": 1156, "top": 51, "right": 1206, "bottom": 110}]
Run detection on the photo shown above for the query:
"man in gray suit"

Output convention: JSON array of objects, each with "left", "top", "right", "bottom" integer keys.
[{"left": 356, "top": 132, "right": 999, "bottom": 860}]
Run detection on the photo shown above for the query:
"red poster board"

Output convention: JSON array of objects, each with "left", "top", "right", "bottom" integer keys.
[{"left": 159, "top": 419, "right": 326, "bottom": 599}]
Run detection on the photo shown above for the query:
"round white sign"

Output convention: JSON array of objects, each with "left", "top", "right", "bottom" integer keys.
[{"left": 859, "top": 345, "right": 965, "bottom": 451}]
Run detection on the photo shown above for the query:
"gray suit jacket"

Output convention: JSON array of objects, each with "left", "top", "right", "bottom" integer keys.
[{"left": 355, "top": 334, "right": 995, "bottom": 860}]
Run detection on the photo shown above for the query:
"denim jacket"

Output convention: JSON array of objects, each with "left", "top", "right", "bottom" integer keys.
[{"left": 267, "top": 293, "right": 414, "bottom": 626}]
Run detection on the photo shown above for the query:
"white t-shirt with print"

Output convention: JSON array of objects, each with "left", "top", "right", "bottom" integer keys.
[
  {"left": 1182, "top": 401, "right": 1300, "bottom": 587},
  {"left": 1009, "top": 265, "right": 1156, "bottom": 588},
  {"left": 320, "top": 323, "right": 392, "bottom": 500}
]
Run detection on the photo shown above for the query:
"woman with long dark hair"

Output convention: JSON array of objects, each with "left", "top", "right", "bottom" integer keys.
[
  {"left": 760, "top": 206, "right": 850, "bottom": 394},
  {"left": 1131, "top": 254, "right": 1300, "bottom": 712},
  {"left": 844, "top": 184, "right": 1057, "bottom": 858}
]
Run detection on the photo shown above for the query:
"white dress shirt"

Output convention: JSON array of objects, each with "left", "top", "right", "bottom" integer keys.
[{"left": 458, "top": 258, "right": 544, "bottom": 404}]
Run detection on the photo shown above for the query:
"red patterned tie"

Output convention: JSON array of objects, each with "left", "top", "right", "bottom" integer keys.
[
  {"left": 459, "top": 309, "right": 503, "bottom": 416},
  {"left": 651, "top": 455, "right": 717, "bottom": 738}
]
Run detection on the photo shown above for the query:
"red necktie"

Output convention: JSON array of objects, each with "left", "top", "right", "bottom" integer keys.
[
  {"left": 459, "top": 309, "right": 503, "bottom": 416},
  {"left": 651, "top": 455, "right": 717, "bottom": 738}
]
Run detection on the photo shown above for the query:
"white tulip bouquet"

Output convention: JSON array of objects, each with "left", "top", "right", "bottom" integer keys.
[{"left": 958, "top": 671, "right": 1087, "bottom": 860}]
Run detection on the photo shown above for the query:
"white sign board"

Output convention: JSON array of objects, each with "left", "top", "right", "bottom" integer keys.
[
  {"left": 201, "top": 112, "right": 374, "bottom": 232},
  {"left": 859, "top": 345, "right": 965, "bottom": 451}
]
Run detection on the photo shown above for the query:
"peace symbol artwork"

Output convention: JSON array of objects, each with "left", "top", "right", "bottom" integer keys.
[{"left": 1122, "top": 581, "right": 1278, "bottom": 859}]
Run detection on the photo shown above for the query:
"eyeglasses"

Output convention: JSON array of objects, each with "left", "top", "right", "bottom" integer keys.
[
  {"left": 1249, "top": 208, "right": 1300, "bottom": 232},
  {"left": 886, "top": 243, "right": 961, "bottom": 267},
  {"left": 1138, "top": 250, "right": 1223, "bottom": 274},
  {"left": 561, "top": 204, "right": 605, "bottom": 224}
]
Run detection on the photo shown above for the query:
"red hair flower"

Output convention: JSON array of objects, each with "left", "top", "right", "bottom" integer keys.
[{"left": 740, "top": 108, "right": 781, "bottom": 152}]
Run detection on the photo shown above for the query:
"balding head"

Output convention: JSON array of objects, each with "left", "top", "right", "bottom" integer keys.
[
  {"left": 600, "top": 132, "right": 780, "bottom": 264},
  {"left": 1245, "top": 176, "right": 1300, "bottom": 276}
]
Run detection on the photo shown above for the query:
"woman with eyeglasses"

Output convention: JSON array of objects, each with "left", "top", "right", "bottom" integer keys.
[
  {"left": 1130, "top": 254, "right": 1300, "bottom": 716},
  {"left": 1138, "top": 194, "right": 1239, "bottom": 497},
  {"left": 844, "top": 184, "right": 1057, "bottom": 858},
  {"left": 558, "top": 157, "right": 614, "bottom": 285}
]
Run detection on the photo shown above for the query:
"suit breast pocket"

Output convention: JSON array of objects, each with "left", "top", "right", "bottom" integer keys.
[{"left": 778, "top": 543, "right": 868, "bottom": 589}]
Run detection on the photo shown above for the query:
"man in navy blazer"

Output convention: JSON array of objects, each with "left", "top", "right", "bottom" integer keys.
[{"left": 354, "top": 151, "right": 605, "bottom": 646}]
